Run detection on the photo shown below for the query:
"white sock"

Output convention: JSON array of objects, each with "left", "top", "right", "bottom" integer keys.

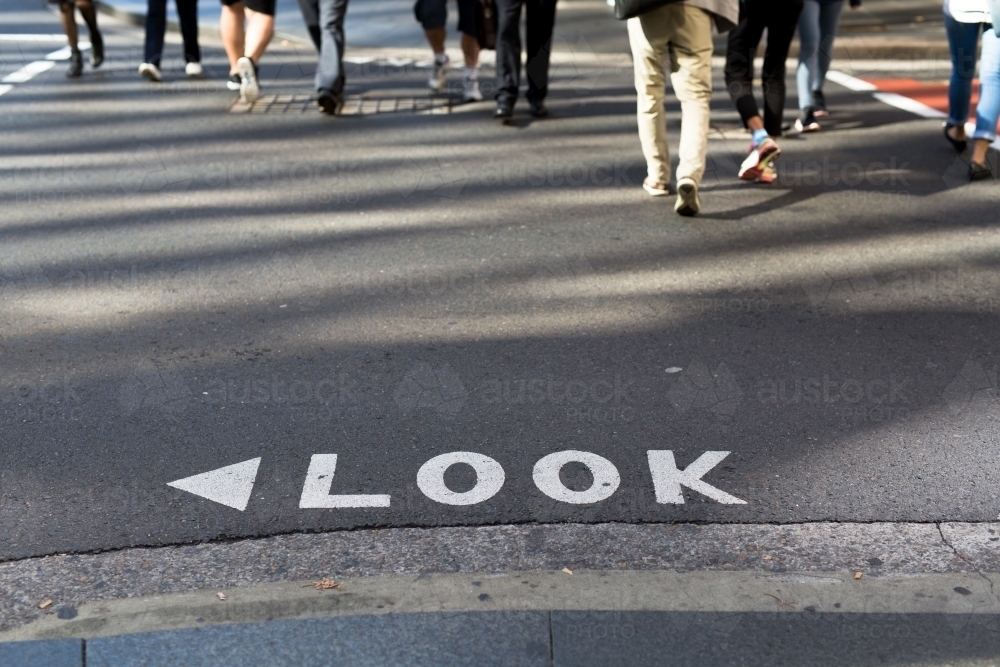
[
  {"left": 434, "top": 51, "right": 448, "bottom": 64},
  {"left": 464, "top": 66, "right": 478, "bottom": 81}
]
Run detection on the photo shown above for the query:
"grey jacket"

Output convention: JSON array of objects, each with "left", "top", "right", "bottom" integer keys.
[{"left": 684, "top": 0, "right": 739, "bottom": 32}]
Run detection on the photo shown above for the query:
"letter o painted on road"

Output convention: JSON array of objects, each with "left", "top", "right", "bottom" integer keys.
[
  {"left": 532, "top": 450, "right": 620, "bottom": 504},
  {"left": 417, "top": 452, "right": 505, "bottom": 506}
]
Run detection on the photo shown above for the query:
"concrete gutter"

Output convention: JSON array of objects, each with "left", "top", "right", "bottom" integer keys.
[{"left": 4, "top": 568, "right": 1000, "bottom": 642}]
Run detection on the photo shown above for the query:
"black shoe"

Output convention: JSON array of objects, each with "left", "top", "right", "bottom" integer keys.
[
  {"left": 66, "top": 49, "right": 83, "bottom": 78},
  {"left": 944, "top": 123, "right": 968, "bottom": 153},
  {"left": 970, "top": 160, "right": 993, "bottom": 181},
  {"left": 812, "top": 89, "right": 828, "bottom": 117},
  {"left": 495, "top": 100, "right": 513, "bottom": 118},
  {"left": 795, "top": 108, "right": 821, "bottom": 132},
  {"left": 90, "top": 31, "right": 104, "bottom": 68},
  {"left": 528, "top": 100, "right": 548, "bottom": 118},
  {"left": 227, "top": 73, "right": 241, "bottom": 91},
  {"left": 317, "top": 88, "right": 343, "bottom": 115}
]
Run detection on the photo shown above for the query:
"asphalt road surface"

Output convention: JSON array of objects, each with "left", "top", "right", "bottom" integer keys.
[{"left": 1, "top": 0, "right": 999, "bottom": 562}]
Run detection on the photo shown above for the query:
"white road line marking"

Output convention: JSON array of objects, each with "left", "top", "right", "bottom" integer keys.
[
  {"left": 298, "top": 454, "right": 391, "bottom": 508},
  {"left": 0, "top": 34, "right": 66, "bottom": 41},
  {"left": 2, "top": 60, "right": 55, "bottom": 83},
  {"left": 167, "top": 457, "right": 261, "bottom": 511},
  {"left": 533, "top": 450, "right": 620, "bottom": 504},
  {"left": 46, "top": 42, "right": 90, "bottom": 61},
  {"left": 826, "top": 70, "right": 877, "bottom": 92},
  {"left": 416, "top": 452, "right": 505, "bottom": 506},
  {"left": 872, "top": 91, "right": 948, "bottom": 119},
  {"left": 647, "top": 451, "right": 747, "bottom": 505},
  {"left": 0, "top": 85, "right": 13, "bottom": 97}
]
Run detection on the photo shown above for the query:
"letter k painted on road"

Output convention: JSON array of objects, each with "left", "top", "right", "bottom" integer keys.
[{"left": 647, "top": 451, "right": 747, "bottom": 505}]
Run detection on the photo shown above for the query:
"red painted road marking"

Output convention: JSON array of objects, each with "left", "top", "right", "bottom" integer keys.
[{"left": 859, "top": 76, "right": 999, "bottom": 132}]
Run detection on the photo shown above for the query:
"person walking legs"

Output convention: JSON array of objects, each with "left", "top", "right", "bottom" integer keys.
[
  {"left": 220, "top": 0, "right": 275, "bottom": 102},
  {"left": 495, "top": 0, "right": 557, "bottom": 118},
  {"left": 140, "top": 0, "right": 203, "bottom": 82},
  {"left": 942, "top": 0, "right": 993, "bottom": 158},
  {"left": 969, "top": 24, "right": 1000, "bottom": 178},
  {"left": 415, "top": 0, "right": 483, "bottom": 101},
  {"left": 627, "top": 1, "right": 737, "bottom": 217},
  {"left": 795, "top": 0, "right": 858, "bottom": 132},
  {"left": 54, "top": 0, "right": 103, "bottom": 78},
  {"left": 297, "top": 0, "right": 349, "bottom": 114},
  {"left": 725, "top": 0, "right": 803, "bottom": 182}
]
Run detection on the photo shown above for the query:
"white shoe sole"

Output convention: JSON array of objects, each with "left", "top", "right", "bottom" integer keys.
[
  {"left": 738, "top": 142, "right": 780, "bottom": 181},
  {"left": 138, "top": 64, "right": 162, "bottom": 83},
  {"left": 642, "top": 181, "right": 669, "bottom": 197},
  {"left": 237, "top": 57, "right": 259, "bottom": 103},
  {"left": 428, "top": 59, "right": 451, "bottom": 92},
  {"left": 674, "top": 179, "right": 700, "bottom": 216}
]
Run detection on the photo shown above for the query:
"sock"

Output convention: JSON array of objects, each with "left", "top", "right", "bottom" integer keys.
[
  {"left": 434, "top": 51, "right": 448, "bottom": 64},
  {"left": 464, "top": 66, "right": 478, "bottom": 81},
  {"left": 751, "top": 128, "right": 769, "bottom": 147}
]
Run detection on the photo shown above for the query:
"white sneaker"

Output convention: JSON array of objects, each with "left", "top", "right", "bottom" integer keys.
[
  {"left": 463, "top": 75, "right": 483, "bottom": 102},
  {"left": 642, "top": 178, "right": 669, "bottom": 197},
  {"left": 428, "top": 53, "right": 450, "bottom": 92},
  {"left": 185, "top": 62, "right": 204, "bottom": 78},
  {"left": 674, "top": 177, "right": 700, "bottom": 216},
  {"left": 738, "top": 138, "right": 780, "bottom": 181},
  {"left": 138, "top": 62, "right": 162, "bottom": 82},
  {"left": 237, "top": 56, "right": 259, "bottom": 103}
]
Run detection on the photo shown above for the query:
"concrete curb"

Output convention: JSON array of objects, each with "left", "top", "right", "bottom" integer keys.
[
  {"left": 2, "top": 570, "right": 999, "bottom": 666},
  {"left": 1, "top": 522, "right": 998, "bottom": 635}
]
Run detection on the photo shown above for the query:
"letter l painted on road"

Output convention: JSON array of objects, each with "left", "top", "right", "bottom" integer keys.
[
  {"left": 647, "top": 451, "right": 747, "bottom": 504},
  {"left": 299, "top": 454, "right": 391, "bottom": 508}
]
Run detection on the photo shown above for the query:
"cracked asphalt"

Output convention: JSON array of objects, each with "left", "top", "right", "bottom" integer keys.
[{"left": 2, "top": 0, "right": 1000, "bottom": 649}]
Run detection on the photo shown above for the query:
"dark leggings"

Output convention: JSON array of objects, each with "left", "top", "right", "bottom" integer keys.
[{"left": 724, "top": 0, "right": 804, "bottom": 136}]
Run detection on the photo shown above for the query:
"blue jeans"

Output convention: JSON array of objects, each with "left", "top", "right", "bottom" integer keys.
[
  {"left": 796, "top": 0, "right": 842, "bottom": 110},
  {"left": 946, "top": 14, "right": 983, "bottom": 128},
  {"left": 976, "top": 25, "right": 1000, "bottom": 141}
]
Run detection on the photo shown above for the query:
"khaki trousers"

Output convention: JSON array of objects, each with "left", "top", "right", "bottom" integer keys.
[{"left": 627, "top": 4, "right": 714, "bottom": 186}]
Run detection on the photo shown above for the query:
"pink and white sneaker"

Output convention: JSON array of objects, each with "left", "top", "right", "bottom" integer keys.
[
  {"left": 756, "top": 164, "right": 777, "bottom": 185},
  {"left": 738, "top": 137, "right": 781, "bottom": 181}
]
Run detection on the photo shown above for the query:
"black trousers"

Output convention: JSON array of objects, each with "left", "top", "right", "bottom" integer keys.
[
  {"left": 495, "top": 0, "right": 557, "bottom": 104},
  {"left": 724, "top": 0, "right": 803, "bottom": 136},
  {"left": 298, "top": 0, "right": 348, "bottom": 93},
  {"left": 144, "top": 0, "right": 200, "bottom": 67}
]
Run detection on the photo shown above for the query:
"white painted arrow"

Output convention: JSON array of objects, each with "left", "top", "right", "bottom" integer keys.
[{"left": 167, "top": 458, "right": 261, "bottom": 511}]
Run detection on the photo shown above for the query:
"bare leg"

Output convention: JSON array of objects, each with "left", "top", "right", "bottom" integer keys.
[
  {"left": 243, "top": 8, "right": 273, "bottom": 63},
  {"left": 746, "top": 116, "right": 765, "bottom": 132},
  {"left": 425, "top": 27, "right": 445, "bottom": 55},
  {"left": 971, "top": 138, "right": 990, "bottom": 166},
  {"left": 948, "top": 124, "right": 968, "bottom": 143},
  {"left": 460, "top": 32, "right": 479, "bottom": 68},
  {"left": 60, "top": 2, "right": 78, "bottom": 50},
  {"left": 220, "top": 2, "right": 245, "bottom": 73}
]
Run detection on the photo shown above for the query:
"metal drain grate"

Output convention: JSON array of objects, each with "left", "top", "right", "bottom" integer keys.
[{"left": 229, "top": 94, "right": 459, "bottom": 115}]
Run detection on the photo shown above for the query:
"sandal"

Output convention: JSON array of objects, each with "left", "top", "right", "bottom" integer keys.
[
  {"left": 969, "top": 160, "right": 993, "bottom": 181},
  {"left": 944, "top": 123, "right": 967, "bottom": 153}
]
